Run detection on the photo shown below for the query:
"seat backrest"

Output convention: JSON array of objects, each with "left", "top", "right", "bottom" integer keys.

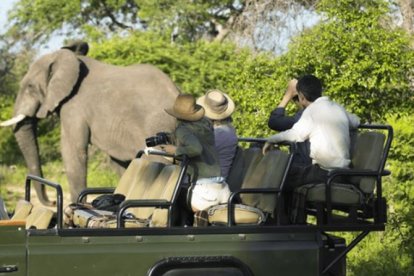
[
  {"left": 11, "top": 199, "right": 33, "bottom": 220},
  {"left": 131, "top": 164, "right": 181, "bottom": 220},
  {"left": 226, "top": 146, "right": 263, "bottom": 192},
  {"left": 350, "top": 131, "right": 386, "bottom": 193},
  {"left": 25, "top": 206, "right": 54, "bottom": 230},
  {"left": 240, "top": 150, "right": 291, "bottom": 215},
  {"left": 115, "top": 159, "right": 154, "bottom": 195},
  {"left": 226, "top": 146, "right": 244, "bottom": 191},
  {"left": 0, "top": 197, "right": 9, "bottom": 220},
  {"left": 121, "top": 160, "right": 165, "bottom": 200}
]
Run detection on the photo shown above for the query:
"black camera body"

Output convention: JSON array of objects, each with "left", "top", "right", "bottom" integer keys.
[{"left": 145, "top": 132, "right": 171, "bottom": 147}]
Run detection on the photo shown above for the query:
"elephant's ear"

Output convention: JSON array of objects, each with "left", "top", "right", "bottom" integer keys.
[{"left": 36, "top": 49, "right": 80, "bottom": 118}]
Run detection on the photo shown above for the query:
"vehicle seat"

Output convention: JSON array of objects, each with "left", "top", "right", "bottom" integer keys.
[
  {"left": 226, "top": 146, "right": 262, "bottom": 192},
  {"left": 208, "top": 149, "right": 292, "bottom": 225},
  {"left": 10, "top": 199, "right": 33, "bottom": 220},
  {"left": 115, "top": 158, "right": 164, "bottom": 198},
  {"left": 72, "top": 158, "right": 163, "bottom": 228},
  {"left": 25, "top": 206, "right": 54, "bottom": 230},
  {"left": 0, "top": 197, "right": 9, "bottom": 220},
  {"left": 292, "top": 126, "right": 391, "bottom": 225},
  {"left": 71, "top": 158, "right": 184, "bottom": 228},
  {"left": 7, "top": 199, "right": 54, "bottom": 229}
]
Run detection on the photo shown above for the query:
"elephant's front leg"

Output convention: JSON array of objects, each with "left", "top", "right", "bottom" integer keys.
[{"left": 61, "top": 121, "right": 90, "bottom": 203}]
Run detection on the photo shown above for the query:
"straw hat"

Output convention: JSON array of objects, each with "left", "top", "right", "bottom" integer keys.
[
  {"left": 165, "top": 94, "right": 205, "bottom": 121},
  {"left": 197, "top": 90, "right": 235, "bottom": 120}
]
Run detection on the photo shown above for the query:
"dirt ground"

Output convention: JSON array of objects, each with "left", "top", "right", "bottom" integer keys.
[{"left": 3, "top": 182, "right": 72, "bottom": 213}]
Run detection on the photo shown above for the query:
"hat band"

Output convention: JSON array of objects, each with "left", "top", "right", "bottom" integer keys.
[
  {"left": 173, "top": 107, "right": 200, "bottom": 115},
  {"left": 206, "top": 98, "right": 228, "bottom": 114}
]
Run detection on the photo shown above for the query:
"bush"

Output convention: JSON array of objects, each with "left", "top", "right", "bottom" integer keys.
[{"left": 346, "top": 114, "right": 414, "bottom": 275}]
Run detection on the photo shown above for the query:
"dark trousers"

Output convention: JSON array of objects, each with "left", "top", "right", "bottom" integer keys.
[
  {"left": 172, "top": 180, "right": 194, "bottom": 226},
  {"left": 285, "top": 164, "right": 329, "bottom": 192},
  {"left": 283, "top": 164, "right": 329, "bottom": 223}
]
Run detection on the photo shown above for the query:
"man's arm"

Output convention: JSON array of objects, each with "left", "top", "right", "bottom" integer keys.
[
  {"left": 268, "top": 108, "right": 301, "bottom": 131},
  {"left": 267, "top": 111, "right": 312, "bottom": 142},
  {"left": 268, "top": 79, "right": 301, "bottom": 131}
]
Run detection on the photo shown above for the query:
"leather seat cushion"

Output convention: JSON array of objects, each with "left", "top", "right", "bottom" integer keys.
[
  {"left": 295, "top": 183, "right": 364, "bottom": 205},
  {"left": 208, "top": 204, "right": 266, "bottom": 225}
]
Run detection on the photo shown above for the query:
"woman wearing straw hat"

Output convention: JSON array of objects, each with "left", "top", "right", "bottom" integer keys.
[
  {"left": 197, "top": 89, "right": 238, "bottom": 180},
  {"left": 163, "top": 94, "right": 231, "bottom": 217}
]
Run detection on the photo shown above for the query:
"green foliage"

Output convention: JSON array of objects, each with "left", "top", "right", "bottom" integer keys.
[
  {"left": 318, "top": 0, "right": 389, "bottom": 21},
  {"left": 138, "top": 0, "right": 240, "bottom": 42},
  {"left": 90, "top": 32, "right": 236, "bottom": 93},
  {"left": 387, "top": 114, "right": 414, "bottom": 163},
  {"left": 7, "top": 0, "right": 139, "bottom": 44},
  {"left": 0, "top": 50, "right": 32, "bottom": 164},
  {"left": 282, "top": 0, "right": 414, "bottom": 122},
  {"left": 86, "top": 149, "right": 120, "bottom": 188},
  {"left": 0, "top": 1, "right": 413, "bottom": 274},
  {"left": 383, "top": 114, "right": 414, "bottom": 263},
  {"left": 344, "top": 230, "right": 413, "bottom": 275},
  {"left": 0, "top": 80, "right": 21, "bottom": 164},
  {"left": 345, "top": 114, "right": 414, "bottom": 275},
  {"left": 6, "top": 0, "right": 240, "bottom": 45}
]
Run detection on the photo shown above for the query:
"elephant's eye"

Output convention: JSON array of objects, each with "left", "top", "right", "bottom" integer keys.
[
  {"left": 26, "top": 83, "right": 38, "bottom": 96},
  {"left": 27, "top": 84, "right": 34, "bottom": 92}
]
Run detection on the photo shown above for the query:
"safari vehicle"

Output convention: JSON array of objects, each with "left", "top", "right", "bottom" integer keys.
[{"left": 0, "top": 124, "right": 392, "bottom": 276}]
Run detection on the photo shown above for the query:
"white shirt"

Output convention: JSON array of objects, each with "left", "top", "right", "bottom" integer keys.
[{"left": 267, "top": 97, "right": 360, "bottom": 168}]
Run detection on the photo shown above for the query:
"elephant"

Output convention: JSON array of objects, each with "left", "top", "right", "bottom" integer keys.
[
  {"left": 1, "top": 47, "right": 179, "bottom": 205},
  {"left": 61, "top": 40, "right": 89, "bottom": 56}
]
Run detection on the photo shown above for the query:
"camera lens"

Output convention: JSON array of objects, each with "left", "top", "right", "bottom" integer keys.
[
  {"left": 145, "top": 133, "right": 168, "bottom": 147},
  {"left": 145, "top": 136, "right": 159, "bottom": 147}
]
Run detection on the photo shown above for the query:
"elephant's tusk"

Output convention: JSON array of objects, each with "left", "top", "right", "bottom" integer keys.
[{"left": 0, "top": 114, "right": 26, "bottom": 127}]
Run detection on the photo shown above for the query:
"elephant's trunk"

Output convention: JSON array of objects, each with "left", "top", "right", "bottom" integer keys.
[{"left": 14, "top": 118, "right": 55, "bottom": 206}]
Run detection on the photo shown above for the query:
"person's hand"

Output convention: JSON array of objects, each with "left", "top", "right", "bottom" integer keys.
[
  {"left": 278, "top": 78, "right": 298, "bottom": 108},
  {"left": 262, "top": 142, "right": 273, "bottom": 155},
  {"left": 285, "top": 79, "right": 298, "bottom": 99},
  {"left": 160, "top": 144, "right": 177, "bottom": 155}
]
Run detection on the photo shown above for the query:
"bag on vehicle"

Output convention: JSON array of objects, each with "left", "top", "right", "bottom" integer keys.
[{"left": 92, "top": 194, "right": 126, "bottom": 212}]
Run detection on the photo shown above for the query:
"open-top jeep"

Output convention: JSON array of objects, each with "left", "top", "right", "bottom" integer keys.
[{"left": 0, "top": 124, "right": 392, "bottom": 276}]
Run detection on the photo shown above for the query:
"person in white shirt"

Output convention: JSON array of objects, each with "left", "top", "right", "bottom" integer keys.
[{"left": 263, "top": 75, "right": 360, "bottom": 190}]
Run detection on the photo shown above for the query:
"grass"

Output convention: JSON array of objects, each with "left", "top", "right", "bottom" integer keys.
[{"left": 0, "top": 157, "right": 120, "bottom": 212}]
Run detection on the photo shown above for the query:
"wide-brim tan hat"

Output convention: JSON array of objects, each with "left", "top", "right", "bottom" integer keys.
[
  {"left": 197, "top": 89, "right": 235, "bottom": 120},
  {"left": 165, "top": 94, "right": 205, "bottom": 121}
]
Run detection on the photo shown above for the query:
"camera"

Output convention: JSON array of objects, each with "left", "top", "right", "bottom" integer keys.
[{"left": 145, "top": 132, "right": 171, "bottom": 147}]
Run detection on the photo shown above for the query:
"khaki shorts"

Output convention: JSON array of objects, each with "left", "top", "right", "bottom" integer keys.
[{"left": 191, "top": 179, "right": 231, "bottom": 211}]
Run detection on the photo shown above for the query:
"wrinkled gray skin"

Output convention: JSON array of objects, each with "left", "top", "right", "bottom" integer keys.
[{"left": 2, "top": 49, "right": 178, "bottom": 205}]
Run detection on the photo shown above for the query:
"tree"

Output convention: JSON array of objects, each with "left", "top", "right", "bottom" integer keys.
[
  {"left": 398, "top": 0, "right": 414, "bottom": 34},
  {"left": 5, "top": 0, "right": 140, "bottom": 47},
  {"left": 5, "top": 0, "right": 320, "bottom": 53},
  {"left": 0, "top": 35, "right": 35, "bottom": 164},
  {"left": 280, "top": 0, "right": 414, "bottom": 122},
  {"left": 0, "top": 36, "right": 15, "bottom": 91},
  {"left": 0, "top": 1, "right": 413, "bottom": 274},
  {"left": 5, "top": 0, "right": 414, "bottom": 56}
]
